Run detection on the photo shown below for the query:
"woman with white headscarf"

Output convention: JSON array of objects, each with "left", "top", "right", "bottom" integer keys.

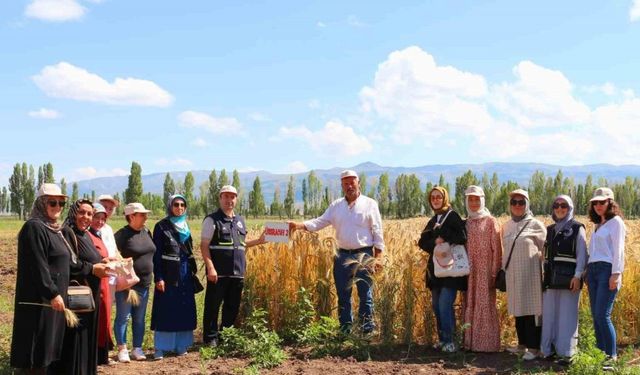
[
  {"left": 501, "top": 189, "right": 546, "bottom": 360},
  {"left": 540, "top": 195, "right": 587, "bottom": 364},
  {"left": 462, "top": 185, "right": 502, "bottom": 352}
]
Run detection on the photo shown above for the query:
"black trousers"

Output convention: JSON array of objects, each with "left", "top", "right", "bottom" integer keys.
[
  {"left": 515, "top": 315, "right": 542, "bottom": 350},
  {"left": 202, "top": 277, "right": 244, "bottom": 343}
]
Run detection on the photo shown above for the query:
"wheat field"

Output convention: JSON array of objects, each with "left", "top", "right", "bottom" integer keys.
[{"left": 240, "top": 216, "right": 640, "bottom": 346}]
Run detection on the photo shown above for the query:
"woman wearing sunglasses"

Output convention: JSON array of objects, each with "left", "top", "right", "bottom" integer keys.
[
  {"left": 501, "top": 189, "right": 546, "bottom": 361},
  {"left": 418, "top": 186, "right": 467, "bottom": 353},
  {"left": 586, "top": 187, "right": 625, "bottom": 370},
  {"left": 150, "top": 195, "right": 198, "bottom": 360},
  {"left": 540, "top": 195, "right": 587, "bottom": 364},
  {"left": 11, "top": 183, "right": 71, "bottom": 373}
]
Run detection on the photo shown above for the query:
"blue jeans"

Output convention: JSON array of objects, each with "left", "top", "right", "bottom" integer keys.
[
  {"left": 333, "top": 248, "right": 375, "bottom": 332},
  {"left": 114, "top": 285, "right": 150, "bottom": 348},
  {"left": 587, "top": 262, "right": 619, "bottom": 357},
  {"left": 432, "top": 286, "right": 457, "bottom": 344}
]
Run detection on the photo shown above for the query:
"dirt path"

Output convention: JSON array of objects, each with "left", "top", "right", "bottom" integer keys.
[{"left": 97, "top": 345, "right": 565, "bottom": 374}]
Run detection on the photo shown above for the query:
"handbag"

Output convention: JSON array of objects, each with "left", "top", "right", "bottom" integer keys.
[
  {"left": 496, "top": 220, "right": 531, "bottom": 292},
  {"left": 67, "top": 280, "right": 95, "bottom": 312},
  {"left": 114, "top": 257, "right": 140, "bottom": 292},
  {"left": 433, "top": 242, "right": 470, "bottom": 277},
  {"left": 430, "top": 210, "right": 470, "bottom": 278},
  {"left": 59, "top": 231, "right": 96, "bottom": 312}
]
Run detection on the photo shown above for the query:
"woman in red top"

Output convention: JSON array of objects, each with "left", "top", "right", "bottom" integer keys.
[{"left": 87, "top": 203, "right": 116, "bottom": 365}]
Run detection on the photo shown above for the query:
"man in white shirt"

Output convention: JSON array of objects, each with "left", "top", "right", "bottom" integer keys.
[
  {"left": 98, "top": 194, "right": 120, "bottom": 300},
  {"left": 288, "top": 170, "right": 384, "bottom": 334}
]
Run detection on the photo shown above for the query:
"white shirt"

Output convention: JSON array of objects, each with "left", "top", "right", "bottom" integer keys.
[
  {"left": 100, "top": 223, "right": 118, "bottom": 286},
  {"left": 303, "top": 195, "right": 385, "bottom": 251},
  {"left": 588, "top": 215, "right": 626, "bottom": 274}
]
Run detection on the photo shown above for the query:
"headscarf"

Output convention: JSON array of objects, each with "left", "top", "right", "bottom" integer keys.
[
  {"left": 464, "top": 185, "right": 491, "bottom": 220},
  {"left": 429, "top": 186, "right": 451, "bottom": 215},
  {"left": 510, "top": 192, "right": 533, "bottom": 223},
  {"left": 167, "top": 194, "right": 190, "bottom": 244},
  {"left": 29, "top": 195, "right": 63, "bottom": 232},
  {"left": 64, "top": 199, "right": 93, "bottom": 232},
  {"left": 551, "top": 194, "right": 574, "bottom": 232}
]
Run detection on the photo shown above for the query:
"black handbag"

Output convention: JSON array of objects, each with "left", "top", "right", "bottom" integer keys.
[
  {"left": 59, "top": 231, "right": 95, "bottom": 312},
  {"left": 496, "top": 221, "right": 530, "bottom": 292},
  {"left": 67, "top": 280, "right": 95, "bottom": 313}
]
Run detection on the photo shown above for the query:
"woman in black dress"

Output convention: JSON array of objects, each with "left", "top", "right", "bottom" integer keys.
[
  {"left": 11, "top": 184, "right": 69, "bottom": 373},
  {"left": 51, "top": 199, "right": 111, "bottom": 375}
]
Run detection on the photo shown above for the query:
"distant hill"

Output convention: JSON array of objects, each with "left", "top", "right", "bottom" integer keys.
[{"left": 76, "top": 162, "right": 640, "bottom": 204}]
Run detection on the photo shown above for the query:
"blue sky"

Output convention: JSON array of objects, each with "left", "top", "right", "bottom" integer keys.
[{"left": 1, "top": 0, "right": 640, "bottom": 185}]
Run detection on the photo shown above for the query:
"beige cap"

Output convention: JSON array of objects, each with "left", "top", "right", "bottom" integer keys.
[
  {"left": 98, "top": 194, "right": 120, "bottom": 206},
  {"left": 37, "top": 183, "right": 67, "bottom": 198},
  {"left": 219, "top": 185, "right": 238, "bottom": 196},
  {"left": 92, "top": 203, "right": 107, "bottom": 215},
  {"left": 340, "top": 169, "right": 358, "bottom": 179},
  {"left": 590, "top": 187, "right": 614, "bottom": 202},
  {"left": 509, "top": 188, "right": 529, "bottom": 200},
  {"left": 464, "top": 185, "right": 485, "bottom": 197},
  {"left": 123, "top": 202, "right": 151, "bottom": 216}
]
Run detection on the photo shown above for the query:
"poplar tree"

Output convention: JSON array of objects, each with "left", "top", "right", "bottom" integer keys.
[
  {"left": 125, "top": 162, "right": 143, "bottom": 203},
  {"left": 284, "top": 176, "right": 295, "bottom": 219},
  {"left": 163, "top": 173, "right": 175, "bottom": 203},
  {"left": 184, "top": 172, "right": 195, "bottom": 218},
  {"left": 71, "top": 182, "right": 79, "bottom": 203},
  {"left": 9, "top": 163, "right": 24, "bottom": 218},
  {"left": 249, "top": 176, "right": 266, "bottom": 218},
  {"left": 270, "top": 185, "right": 283, "bottom": 218},
  {"left": 207, "top": 170, "right": 218, "bottom": 212}
]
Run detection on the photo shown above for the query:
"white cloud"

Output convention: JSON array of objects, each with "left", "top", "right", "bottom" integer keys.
[
  {"left": 72, "top": 166, "right": 128, "bottom": 181},
  {"left": 347, "top": 15, "right": 367, "bottom": 28},
  {"left": 283, "top": 161, "right": 308, "bottom": 174},
  {"left": 592, "top": 97, "right": 640, "bottom": 162},
  {"left": 191, "top": 138, "right": 208, "bottom": 148},
  {"left": 360, "top": 46, "right": 492, "bottom": 143},
  {"left": 155, "top": 158, "right": 193, "bottom": 168},
  {"left": 308, "top": 99, "right": 321, "bottom": 109},
  {"left": 32, "top": 62, "right": 174, "bottom": 107},
  {"left": 25, "top": 0, "right": 86, "bottom": 22},
  {"left": 491, "top": 61, "right": 591, "bottom": 128},
  {"left": 278, "top": 120, "right": 372, "bottom": 157},
  {"left": 178, "top": 110, "right": 244, "bottom": 134},
  {"left": 237, "top": 167, "right": 260, "bottom": 173},
  {"left": 248, "top": 112, "right": 270, "bottom": 122},
  {"left": 28, "top": 108, "right": 61, "bottom": 119},
  {"left": 631, "top": 0, "right": 640, "bottom": 21},
  {"left": 316, "top": 21, "right": 326, "bottom": 28}
]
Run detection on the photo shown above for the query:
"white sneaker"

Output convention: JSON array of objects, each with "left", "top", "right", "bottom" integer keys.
[
  {"left": 523, "top": 350, "right": 539, "bottom": 361},
  {"left": 117, "top": 349, "right": 130, "bottom": 363},
  {"left": 442, "top": 342, "right": 457, "bottom": 353},
  {"left": 131, "top": 347, "right": 147, "bottom": 361},
  {"left": 432, "top": 341, "right": 444, "bottom": 350}
]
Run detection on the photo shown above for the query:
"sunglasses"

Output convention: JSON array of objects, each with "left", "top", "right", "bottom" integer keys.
[
  {"left": 552, "top": 203, "right": 569, "bottom": 209},
  {"left": 510, "top": 199, "right": 526, "bottom": 206},
  {"left": 172, "top": 202, "right": 186, "bottom": 208},
  {"left": 592, "top": 200, "right": 608, "bottom": 206},
  {"left": 47, "top": 200, "right": 66, "bottom": 208}
]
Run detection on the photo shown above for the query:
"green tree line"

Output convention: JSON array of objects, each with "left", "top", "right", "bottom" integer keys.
[{"left": 5, "top": 161, "right": 640, "bottom": 220}]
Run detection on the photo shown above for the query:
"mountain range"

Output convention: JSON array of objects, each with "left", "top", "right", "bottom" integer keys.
[{"left": 76, "top": 162, "right": 640, "bottom": 203}]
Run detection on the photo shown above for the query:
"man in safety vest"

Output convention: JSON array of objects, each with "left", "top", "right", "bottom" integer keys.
[{"left": 200, "top": 185, "right": 265, "bottom": 346}]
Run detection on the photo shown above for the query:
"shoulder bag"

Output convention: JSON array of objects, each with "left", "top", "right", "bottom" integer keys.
[
  {"left": 495, "top": 220, "right": 530, "bottom": 292},
  {"left": 432, "top": 210, "right": 471, "bottom": 278},
  {"left": 59, "top": 232, "right": 96, "bottom": 312}
]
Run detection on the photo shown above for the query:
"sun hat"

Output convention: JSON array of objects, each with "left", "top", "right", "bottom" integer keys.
[
  {"left": 98, "top": 194, "right": 120, "bottom": 206},
  {"left": 464, "top": 185, "right": 485, "bottom": 197},
  {"left": 509, "top": 189, "right": 529, "bottom": 200},
  {"left": 590, "top": 187, "right": 614, "bottom": 202},
  {"left": 36, "top": 183, "right": 67, "bottom": 198},
  {"left": 93, "top": 203, "right": 107, "bottom": 215},
  {"left": 219, "top": 185, "right": 238, "bottom": 196},
  {"left": 340, "top": 170, "right": 358, "bottom": 179},
  {"left": 123, "top": 202, "right": 151, "bottom": 216}
]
